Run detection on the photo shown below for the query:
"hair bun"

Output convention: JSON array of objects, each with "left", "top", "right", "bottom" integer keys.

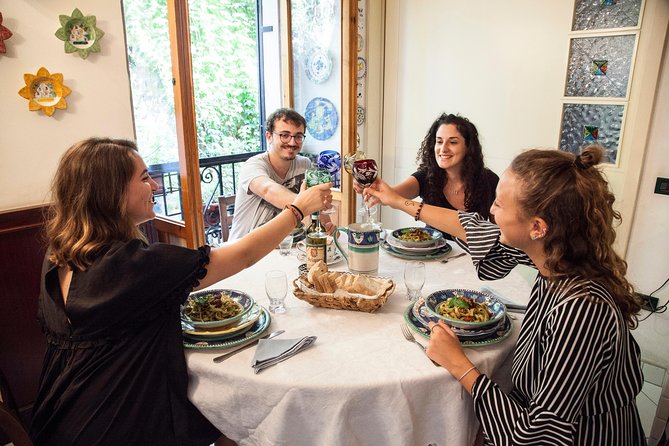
[{"left": 575, "top": 144, "right": 604, "bottom": 169}]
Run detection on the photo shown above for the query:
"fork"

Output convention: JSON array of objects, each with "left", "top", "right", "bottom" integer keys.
[
  {"left": 440, "top": 252, "right": 467, "bottom": 263},
  {"left": 400, "top": 324, "right": 440, "bottom": 367}
]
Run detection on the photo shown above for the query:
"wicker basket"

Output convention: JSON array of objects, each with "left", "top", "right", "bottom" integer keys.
[{"left": 292, "top": 275, "right": 395, "bottom": 313}]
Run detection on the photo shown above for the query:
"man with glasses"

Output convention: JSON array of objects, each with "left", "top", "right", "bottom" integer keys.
[{"left": 230, "top": 108, "right": 330, "bottom": 240}]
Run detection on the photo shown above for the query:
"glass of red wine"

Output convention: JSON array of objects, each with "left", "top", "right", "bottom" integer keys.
[{"left": 352, "top": 159, "right": 379, "bottom": 227}]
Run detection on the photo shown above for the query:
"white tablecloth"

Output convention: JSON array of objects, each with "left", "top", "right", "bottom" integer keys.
[{"left": 187, "top": 241, "right": 532, "bottom": 446}]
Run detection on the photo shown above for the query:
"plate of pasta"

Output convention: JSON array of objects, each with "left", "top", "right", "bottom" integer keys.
[
  {"left": 390, "top": 227, "right": 443, "bottom": 248},
  {"left": 181, "top": 289, "right": 254, "bottom": 329},
  {"left": 424, "top": 289, "right": 506, "bottom": 329}
]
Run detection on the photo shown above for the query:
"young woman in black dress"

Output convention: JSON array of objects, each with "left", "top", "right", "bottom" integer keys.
[
  {"left": 365, "top": 145, "right": 645, "bottom": 444},
  {"left": 30, "top": 138, "right": 332, "bottom": 446},
  {"left": 356, "top": 113, "right": 497, "bottom": 223}
]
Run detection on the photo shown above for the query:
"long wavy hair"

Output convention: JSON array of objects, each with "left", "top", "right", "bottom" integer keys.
[
  {"left": 510, "top": 145, "right": 640, "bottom": 327},
  {"left": 416, "top": 113, "right": 493, "bottom": 218},
  {"left": 46, "top": 138, "right": 145, "bottom": 271}
]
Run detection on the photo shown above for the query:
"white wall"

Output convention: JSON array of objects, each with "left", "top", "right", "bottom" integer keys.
[
  {"left": 626, "top": 34, "right": 669, "bottom": 368},
  {"left": 0, "top": 1, "right": 134, "bottom": 211},
  {"left": 381, "top": 0, "right": 573, "bottom": 230}
]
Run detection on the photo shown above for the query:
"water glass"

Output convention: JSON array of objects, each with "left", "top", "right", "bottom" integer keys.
[
  {"left": 404, "top": 261, "right": 426, "bottom": 301},
  {"left": 265, "top": 270, "right": 288, "bottom": 314},
  {"left": 279, "top": 234, "right": 293, "bottom": 256}
]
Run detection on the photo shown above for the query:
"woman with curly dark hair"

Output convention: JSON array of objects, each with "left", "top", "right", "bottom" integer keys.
[
  {"left": 365, "top": 144, "right": 645, "bottom": 445},
  {"left": 356, "top": 113, "right": 497, "bottom": 236}
]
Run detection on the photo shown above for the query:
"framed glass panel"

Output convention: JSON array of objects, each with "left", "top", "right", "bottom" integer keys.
[
  {"left": 565, "top": 34, "right": 636, "bottom": 98},
  {"left": 572, "top": 0, "right": 642, "bottom": 31},
  {"left": 559, "top": 103, "right": 625, "bottom": 164}
]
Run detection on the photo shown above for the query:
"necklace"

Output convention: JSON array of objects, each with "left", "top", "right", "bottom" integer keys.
[{"left": 446, "top": 186, "right": 463, "bottom": 196}]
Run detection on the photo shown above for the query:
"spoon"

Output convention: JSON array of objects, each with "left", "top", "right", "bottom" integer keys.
[{"left": 212, "top": 329, "right": 285, "bottom": 363}]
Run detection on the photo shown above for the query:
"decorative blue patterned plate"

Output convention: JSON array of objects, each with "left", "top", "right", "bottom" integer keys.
[
  {"left": 305, "top": 97, "right": 338, "bottom": 141},
  {"left": 183, "top": 307, "right": 271, "bottom": 349},
  {"left": 424, "top": 289, "right": 506, "bottom": 329},
  {"left": 305, "top": 47, "right": 332, "bottom": 84},
  {"left": 404, "top": 303, "right": 512, "bottom": 347},
  {"left": 181, "top": 289, "right": 254, "bottom": 329},
  {"left": 381, "top": 240, "right": 452, "bottom": 261},
  {"left": 386, "top": 234, "right": 447, "bottom": 255},
  {"left": 412, "top": 298, "right": 504, "bottom": 338},
  {"left": 182, "top": 304, "right": 262, "bottom": 341}
]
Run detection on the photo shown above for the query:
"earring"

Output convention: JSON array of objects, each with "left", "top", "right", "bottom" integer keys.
[{"left": 531, "top": 228, "right": 547, "bottom": 240}]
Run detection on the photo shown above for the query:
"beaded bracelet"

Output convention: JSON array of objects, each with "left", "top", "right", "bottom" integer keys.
[
  {"left": 284, "top": 205, "right": 303, "bottom": 227},
  {"left": 457, "top": 366, "right": 478, "bottom": 382},
  {"left": 414, "top": 202, "right": 424, "bottom": 221}
]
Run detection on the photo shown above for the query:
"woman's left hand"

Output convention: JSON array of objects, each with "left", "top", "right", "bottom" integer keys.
[{"left": 426, "top": 321, "right": 471, "bottom": 372}]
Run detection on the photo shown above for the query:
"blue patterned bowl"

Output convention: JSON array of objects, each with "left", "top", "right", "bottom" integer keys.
[
  {"left": 181, "top": 289, "right": 254, "bottom": 329},
  {"left": 424, "top": 289, "right": 506, "bottom": 329},
  {"left": 391, "top": 227, "right": 443, "bottom": 248}
]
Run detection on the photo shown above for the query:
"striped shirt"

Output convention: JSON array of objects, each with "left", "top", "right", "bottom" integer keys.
[{"left": 459, "top": 212, "right": 646, "bottom": 446}]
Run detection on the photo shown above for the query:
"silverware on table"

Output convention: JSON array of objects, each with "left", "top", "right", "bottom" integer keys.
[
  {"left": 212, "top": 329, "right": 285, "bottom": 363},
  {"left": 440, "top": 252, "right": 467, "bottom": 263},
  {"left": 481, "top": 286, "right": 527, "bottom": 313},
  {"left": 400, "top": 324, "right": 440, "bottom": 367}
]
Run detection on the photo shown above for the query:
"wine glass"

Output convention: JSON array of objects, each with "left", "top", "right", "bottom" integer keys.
[
  {"left": 352, "top": 159, "right": 378, "bottom": 227},
  {"left": 343, "top": 151, "right": 366, "bottom": 175},
  {"left": 305, "top": 166, "right": 335, "bottom": 215},
  {"left": 265, "top": 270, "right": 288, "bottom": 314}
]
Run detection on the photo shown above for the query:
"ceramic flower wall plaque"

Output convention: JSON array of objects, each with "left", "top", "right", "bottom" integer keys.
[
  {"left": 18, "top": 67, "right": 72, "bottom": 117},
  {"left": 0, "top": 12, "right": 13, "bottom": 54},
  {"left": 55, "top": 8, "right": 104, "bottom": 59}
]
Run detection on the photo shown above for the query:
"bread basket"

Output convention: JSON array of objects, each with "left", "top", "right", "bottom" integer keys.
[{"left": 292, "top": 273, "right": 395, "bottom": 313}]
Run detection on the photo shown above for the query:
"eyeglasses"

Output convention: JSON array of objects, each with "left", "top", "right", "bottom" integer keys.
[{"left": 272, "top": 132, "right": 306, "bottom": 144}]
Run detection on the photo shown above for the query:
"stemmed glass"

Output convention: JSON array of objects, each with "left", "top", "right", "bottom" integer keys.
[
  {"left": 351, "top": 159, "right": 378, "bottom": 227},
  {"left": 305, "top": 166, "right": 335, "bottom": 216},
  {"left": 265, "top": 270, "right": 288, "bottom": 314}
]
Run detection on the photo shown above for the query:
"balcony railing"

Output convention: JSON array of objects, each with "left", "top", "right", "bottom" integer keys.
[{"left": 148, "top": 151, "right": 263, "bottom": 244}]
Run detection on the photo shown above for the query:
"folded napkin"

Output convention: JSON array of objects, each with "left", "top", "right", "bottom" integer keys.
[{"left": 251, "top": 336, "right": 317, "bottom": 374}]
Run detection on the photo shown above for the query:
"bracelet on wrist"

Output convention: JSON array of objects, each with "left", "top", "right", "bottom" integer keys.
[
  {"left": 457, "top": 365, "right": 478, "bottom": 382},
  {"left": 414, "top": 202, "right": 424, "bottom": 221},
  {"left": 288, "top": 204, "right": 304, "bottom": 221},
  {"left": 284, "top": 205, "right": 302, "bottom": 227}
]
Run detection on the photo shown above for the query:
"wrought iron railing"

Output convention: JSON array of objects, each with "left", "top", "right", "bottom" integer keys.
[{"left": 148, "top": 151, "right": 263, "bottom": 244}]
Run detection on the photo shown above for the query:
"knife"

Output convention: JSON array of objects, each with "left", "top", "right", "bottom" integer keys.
[{"left": 212, "top": 330, "right": 285, "bottom": 363}]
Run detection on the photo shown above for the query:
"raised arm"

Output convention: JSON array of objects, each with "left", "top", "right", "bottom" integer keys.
[
  {"left": 196, "top": 182, "right": 332, "bottom": 289},
  {"left": 248, "top": 175, "right": 299, "bottom": 210},
  {"left": 364, "top": 178, "right": 466, "bottom": 241}
]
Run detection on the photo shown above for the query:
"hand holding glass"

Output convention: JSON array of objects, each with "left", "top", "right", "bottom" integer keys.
[
  {"left": 265, "top": 270, "right": 288, "bottom": 314},
  {"left": 404, "top": 262, "right": 426, "bottom": 301},
  {"left": 305, "top": 167, "right": 335, "bottom": 214}
]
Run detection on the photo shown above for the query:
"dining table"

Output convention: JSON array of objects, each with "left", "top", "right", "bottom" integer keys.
[{"left": 186, "top": 235, "right": 533, "bottom": 446}]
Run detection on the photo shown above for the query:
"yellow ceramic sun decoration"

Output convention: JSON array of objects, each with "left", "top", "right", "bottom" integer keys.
[
  {"left": 18, "top": 67, "right": 72, "bottom": 117},
  {"left": 55, "top": 8, "right": 104, "bottom": 59}
]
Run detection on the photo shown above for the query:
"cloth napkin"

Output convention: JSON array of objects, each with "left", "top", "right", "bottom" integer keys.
[{"left": 251, "top": 336, "right": 317, "bottom": 374}]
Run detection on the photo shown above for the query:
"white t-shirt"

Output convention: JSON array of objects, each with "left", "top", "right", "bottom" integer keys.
[{"left": 228, "top": 152, "right": 311, "bottom": 241}]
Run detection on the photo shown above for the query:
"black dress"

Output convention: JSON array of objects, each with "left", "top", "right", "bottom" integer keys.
[
  {"left": 31, "top": 239, "right": 221, "bottom": 446},
  {"left": 411, "top": 168, "right": 498, "bottom": 240}
]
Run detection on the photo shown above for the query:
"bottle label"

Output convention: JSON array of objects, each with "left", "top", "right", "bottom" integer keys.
[{"left": 306, "top": 232, "right": 328, "bottom": 268}]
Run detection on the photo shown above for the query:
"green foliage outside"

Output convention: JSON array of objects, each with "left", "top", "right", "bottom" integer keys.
[{"left": 123, "top": 0, "right": 261, "bottom": 166}]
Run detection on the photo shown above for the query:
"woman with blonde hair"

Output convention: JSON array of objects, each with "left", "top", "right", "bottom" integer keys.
[
  {"left": 31, "top": 137, "right": 332, "bottom": 445},
  {"left": 365, "top": 144, "right": 645, "bottom": 444}
]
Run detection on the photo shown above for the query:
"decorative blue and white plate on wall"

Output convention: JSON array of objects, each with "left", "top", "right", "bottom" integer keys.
[
  {"left": 305, "top": 47, "right": 333, "bottom": 84},
  {"left": 305, "top": 97, "right": 339, "bottom": 141}
]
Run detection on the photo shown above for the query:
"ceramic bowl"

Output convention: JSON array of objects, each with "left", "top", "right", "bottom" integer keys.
[
  {"left": 424, "top": 289, "right": 506, "bottom": 329},
  {"left": 181, "top": 289, "right": 254, "bottom": 329},
  {"left": 390, "top": 227, "right": 443, "bottom": 248}
]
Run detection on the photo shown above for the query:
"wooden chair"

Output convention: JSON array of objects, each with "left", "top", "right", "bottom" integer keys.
[
  {"left": 0, "top": 368, "right": 33, "bottom": 446},
  {"left": 218, "top": 195, "right": 236, "bottom": 243}
]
